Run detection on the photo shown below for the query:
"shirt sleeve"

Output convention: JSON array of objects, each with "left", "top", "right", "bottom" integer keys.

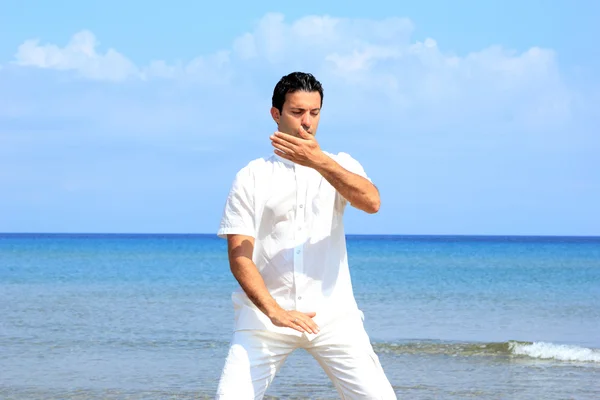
[
  {"left": 333, "top": 152, "right": 373, "bottom": 209},
  {"left": 335, "top": 152, "right": 372, "bottom": 182},
  {"left": 217, "top": 166, "right": 256, "bottom": 239}
]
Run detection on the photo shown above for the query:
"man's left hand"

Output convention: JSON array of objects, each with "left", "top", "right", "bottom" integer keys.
[{"left": 270, "top": 127, "right": 327, "bottom": 169}]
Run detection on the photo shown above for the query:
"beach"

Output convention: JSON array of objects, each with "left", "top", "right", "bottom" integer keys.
[{"left": 1, "top": 233, "right": 599, "bottom": 399}]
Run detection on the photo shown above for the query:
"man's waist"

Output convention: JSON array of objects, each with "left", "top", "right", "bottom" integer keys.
[
  {"left": 230, "top": 292, "right": 362, "bottom": 338},
  {"left": 233, "top": 288, "right": 355, "bottom": 308},
  {"left": 232, "top": 291, "right": 358, "bottom": 319}
]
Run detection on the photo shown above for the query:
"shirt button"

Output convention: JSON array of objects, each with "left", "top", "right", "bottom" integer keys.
[
  {"left": 298, "top": 296, "right": 302, "bottom": 300},
  {"left": 296, "top": 250, "right": 301, "bottom": 254},
  {"left": 299, "top": 204, "right": 304, "bottom": 208}
]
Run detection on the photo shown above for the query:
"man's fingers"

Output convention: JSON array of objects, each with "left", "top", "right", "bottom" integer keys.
[
  {"left": 271, "top": 141, "right": 294, "bottom": 154},
  {"left": 271, "top": 134, "right": 299, "bottom": 150},
  {"left": 293, "top": 313, "right": 319, "bottom": 334},
  {"left": 300, "top": 312, "right": 319, "bottom": 333},
  {"left": 272, "top": 132, "right": 303, "bottom": 145},
  {"left": 280, "top": 311, "right": 320, "bottom": 334},
  {"left": 294, "top": 317, "right": 317, "bottom": 334},
  {"left": 298, "top": 127, "right": 310, "bottom": 138},
  {"left": 290, "top": 316, "right": 307, "bottom": 333},
  {"left": 293, "top": 318, "right": 309, "bottom": 333},
  {"left": 307, "top": 320, "right": 320, "bottom": 334}
]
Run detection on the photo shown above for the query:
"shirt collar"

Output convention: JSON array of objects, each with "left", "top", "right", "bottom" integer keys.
[{"left": 273, "top": 153, "right": 295, "bottom": 166}]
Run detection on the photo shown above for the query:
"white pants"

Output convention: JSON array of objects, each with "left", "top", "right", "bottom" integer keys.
[{"left": 215, "top": 314, "right": 396, "bottom": 399}]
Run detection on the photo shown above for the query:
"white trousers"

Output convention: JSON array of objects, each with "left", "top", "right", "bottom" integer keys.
[{"left": 215, "top": 314, "right": 396, "bottom": 399}]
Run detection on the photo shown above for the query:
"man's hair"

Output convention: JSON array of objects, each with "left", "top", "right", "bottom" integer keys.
[{"left": 272, "top": 72, "right": 324, "bottom": 113}]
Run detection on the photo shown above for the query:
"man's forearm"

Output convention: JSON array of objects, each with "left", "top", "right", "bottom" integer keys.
[
  {"left": 230, "top": 257, "right": 282, "bottom": 318},
  {"left": 314, "top": 155, "right": 380, "bottom": 213}
]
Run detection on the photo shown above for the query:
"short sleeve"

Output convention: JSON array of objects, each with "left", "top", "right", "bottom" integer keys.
[
  {"left": 333, "top": 152, "right": 373, "bottom": 209},
  {"left": 335, "top": 152, "right": 372, "bottom": 182},
  {"left": 217, "top": 167, "right": 256, "bottom": 239}
]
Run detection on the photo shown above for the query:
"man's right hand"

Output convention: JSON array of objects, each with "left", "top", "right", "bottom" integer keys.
[
  {"left": 227, "top": 234, "right": 320, "bottom": 336},
  {"left": 268, "top": 308, "right": 320, "bottom": 335}
]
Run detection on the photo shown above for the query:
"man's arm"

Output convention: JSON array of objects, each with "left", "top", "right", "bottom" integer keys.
[
  {"left": 313, "top": 156, "right": 380, "bottom": 214},
  {"left": 270, "top": 129, "right": 380, "bottom": 214},
  {"left": 227, "top": 234, "right": 319, "bottom": 334}
]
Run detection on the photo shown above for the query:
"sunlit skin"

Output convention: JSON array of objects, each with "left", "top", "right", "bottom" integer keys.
[
  {"left": 270, "top": 90, "right": 322, "bottom": 139},
  {"left": 269, "top": 90, "right": 327, "bottom": 170}
]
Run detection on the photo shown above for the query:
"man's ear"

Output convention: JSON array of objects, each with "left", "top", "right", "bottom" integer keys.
[{"left": 270, "top": 107, "right": 280, "bottom": 124}]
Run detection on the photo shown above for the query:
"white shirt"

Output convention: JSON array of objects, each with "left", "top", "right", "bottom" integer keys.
[{"left": 217, "top": 151, "right": 371, "bottom": 339}]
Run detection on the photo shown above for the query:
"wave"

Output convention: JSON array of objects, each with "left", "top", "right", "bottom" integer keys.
[
  {"left": 9, "top": 335, "right": 598, "bottom": 363},
  {"left": 508, "top": 341, "right": 600, "bottom": 362},
  {"left": 373, "top": 340, "right": 600, "bottom": 363}
]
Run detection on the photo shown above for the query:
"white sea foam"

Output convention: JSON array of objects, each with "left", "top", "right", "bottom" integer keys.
[{"left": 509, "top": 341, "right": 600, "bottom": 363}]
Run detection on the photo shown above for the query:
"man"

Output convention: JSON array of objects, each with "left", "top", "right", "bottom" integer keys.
[{"left": 215, "top": 72, "right": 396, "bottom": 399}]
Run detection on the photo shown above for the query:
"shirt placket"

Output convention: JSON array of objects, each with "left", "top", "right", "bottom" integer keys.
[{"left": 293, "top": 166, "right": 307, "bottom": 309}]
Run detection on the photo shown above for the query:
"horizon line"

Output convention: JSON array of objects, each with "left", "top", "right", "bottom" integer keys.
[{"left": 1, "top": 232, "right": 599, "bottom": 239}]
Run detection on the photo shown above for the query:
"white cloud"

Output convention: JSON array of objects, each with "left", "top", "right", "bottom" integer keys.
[
  {"left": 1, "top": 13, "right": 597, "bottom": 236},
  {"left": 7, "top": 12, "right": 574, "bottom": 130},
  {"left": 231, "top": 13, "right": 414, "bottom": 67},
  {"left": 141, "top": 51, "right": 232, "bottom": 83},
  {"left": 13, "top": 30, "right": 231, "bottom": 84},
  {"left": 15, "top": 31, "right": 137, "bottom": 82},
  {"left": 226, "top": 13, "right": 570, "bottom": 129},
  {"left": 233, "top": 33, "right": 258, "bottom": 61}
]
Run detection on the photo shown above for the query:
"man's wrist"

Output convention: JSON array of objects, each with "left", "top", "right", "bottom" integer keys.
[
  {"left": 264, "top": 302, "right": 283, "bottom": 319},
  {"left": 312, "top": 151, "right": 333, "bottom": 173}
]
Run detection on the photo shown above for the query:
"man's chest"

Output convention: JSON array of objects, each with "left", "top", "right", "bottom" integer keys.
[{"left": 258, "top": 168, "right": 339, "bottom": 228}]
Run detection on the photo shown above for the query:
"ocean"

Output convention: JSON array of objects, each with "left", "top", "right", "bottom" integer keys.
[{"left": 1, "top": 233, "right": 599, "bottom": 399}]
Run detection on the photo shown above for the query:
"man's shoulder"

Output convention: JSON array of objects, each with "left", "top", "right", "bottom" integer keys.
[
  {"left": 240, "top": 156, "right": 269, "bottom": 170},
  {"left": 233, "top": 155, "right": 278, "bottom": 177},
  {"left": 324, "top": 150, "right": 346, "bottom": 159},
  {"left": 325, "top": 151, "right": 360, "bottom": 165},
  {"left": 324, "top": 150, "right": 370, "bottom": 180}
]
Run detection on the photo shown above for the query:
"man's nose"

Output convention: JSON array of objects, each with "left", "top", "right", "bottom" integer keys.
[{"left": 301, "top": 113, "right": 311, "bottom": 127}]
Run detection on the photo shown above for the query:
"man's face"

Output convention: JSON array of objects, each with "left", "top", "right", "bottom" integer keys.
[{"left": 271, "top": 90, "right": 322, "bottom": 138}]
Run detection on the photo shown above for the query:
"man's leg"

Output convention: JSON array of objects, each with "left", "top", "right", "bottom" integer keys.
[
  {"left": 215, "top": 330, "right": 298, "bottom": 400},
  {"left": 304, "top": 314, "right": 396, "bottom": 399}
]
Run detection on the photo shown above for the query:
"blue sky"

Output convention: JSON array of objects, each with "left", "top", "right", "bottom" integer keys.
[{"left": 1, "top": 1, "right": 599, "bottom": 235}]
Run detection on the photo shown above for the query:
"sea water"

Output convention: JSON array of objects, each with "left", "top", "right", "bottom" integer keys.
[{"left": 1, "top": 234, "right": 599, "bottom": 399}]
